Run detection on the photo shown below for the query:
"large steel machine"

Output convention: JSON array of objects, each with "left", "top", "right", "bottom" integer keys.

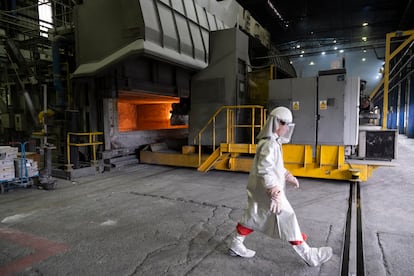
[
  {"left": 142, "top": 67, "right": 397, "bottom": 182},
  {"left": 0, "top": 0, "right": 400, "bottom": 182},
  {"left": 54, "top": 0, "right": 222, "bottom": 178},
  {"left": 66, "top": 0, "right": 404, "bottom": 182},
  {"left": 140, "top": 29, "right": 398, "bottom": 182}
]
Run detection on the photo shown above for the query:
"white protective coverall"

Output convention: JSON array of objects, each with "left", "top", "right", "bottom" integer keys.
[
  {"left": 231, "top": 107, "right": 332, "bottom": 266},
  {"left": 239, "top": 114, "right": 303, "bottom": 242}
]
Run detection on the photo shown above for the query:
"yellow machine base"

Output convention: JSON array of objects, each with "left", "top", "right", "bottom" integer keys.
[
  {"left": 140, "top": 151, "right": 208, "bottom": 168},
  {"left": 140, "top": 143, "right": 396, "bottom": 182}
]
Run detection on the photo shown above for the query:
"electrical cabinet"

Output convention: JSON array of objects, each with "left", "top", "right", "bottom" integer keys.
[
  {"left": 268, "top": 72, "right": 359, "bottom": 146},
  {"left": 318, "top": 74, "right": 359, "bottom": 145},
  {"left": 269, "top": 77, "right": 317, "bottom": 145},
  {"left": 14, "top": 114, "right": 26, "bottom": 131},
  {"left": 0, "top": 113, "right": 13, "bottom": 128}
]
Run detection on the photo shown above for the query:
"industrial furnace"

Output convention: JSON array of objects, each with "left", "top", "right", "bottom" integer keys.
[{"left": 70, "top": 0, "right": 228, "bottom": 165}]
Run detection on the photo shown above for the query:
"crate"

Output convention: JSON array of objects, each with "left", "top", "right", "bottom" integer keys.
[
  {"left": 19, "top": 152, "right": 42, "bottom": 169},
  {"left": 0, "top": 172, "right": 15, "bottom": 181},
  {"left": 0, "top": 146, "right": 18, "bottom": 161},
  {"left": 0, "top": 159, "right": 14, "bottom": 168},
  {"left": 14, "top": 158, "right": 39, "bottom": 178}
]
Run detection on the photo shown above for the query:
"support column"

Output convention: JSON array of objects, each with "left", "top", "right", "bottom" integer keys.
[{"left": 407, "top": 74, "right": 414, "bottom": 138}]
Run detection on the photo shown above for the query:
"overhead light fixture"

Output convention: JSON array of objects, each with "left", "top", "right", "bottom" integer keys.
[
  {"left": 296, "top": 44, "right": 301, "bottom": 48},
  {"left": 339, "top": 49, "right": 344, "bottom": 53},
  {"left": 301, "top": 50, "right": 305, "bottom": 54},
  {"left": 321, "top": 51, "right": 326, "bottom": 55},
  {"left": 300, "top": 54, "right": 303, "bottom": 57},
  {"left": 362, "top": 58, "right": 366, "bottom": 62},
  {"left": 267, "top": 0, "right": 284, "bottom": 21},
  {"left": 333, "top": 39, "right": 337, "bottom": 44},
  {"left": 362, "top": 22, "right": 368, "bottom": 27},
  {"left": 309, "top": 61, "right": 315, "bottom": 66},
  {"left": 363, "top": 49, "right": 367, "bottom": 53},
  {"left": 334, "top": 46, "right": 338, "bottom": 50},
  {"left": 362, "top": 36, "right": 367, "bottom": 41}
]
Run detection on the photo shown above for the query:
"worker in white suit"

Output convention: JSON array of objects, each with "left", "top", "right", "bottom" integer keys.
[{"left": 229, "top": 106, "right": 332, "bottom": 267}]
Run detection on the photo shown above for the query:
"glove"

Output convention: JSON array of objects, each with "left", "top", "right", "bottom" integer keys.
[
  {"left": 270, "top": 196, "right": 282, "bottom": 214},
  {"left": 267, "top": 185, "right": 281, "bottom": 197},
  {"left": 285, "top": 171, "right": 299, "bottom": 188},
  {"left": 268, "top": 187, "right": 282, "bottom": 214}
]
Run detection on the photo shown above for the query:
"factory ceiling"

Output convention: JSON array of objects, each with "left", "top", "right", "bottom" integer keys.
[{"left": 236, "top": 0, "right": 414, "bottom": 57}]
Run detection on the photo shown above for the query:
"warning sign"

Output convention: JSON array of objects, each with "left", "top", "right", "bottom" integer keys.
[
  {"left": 292, "top": 101, "right": 300, "bottom": 110},
  {"left": 320, "top": 100, "right": 327, "bottom": 110}
]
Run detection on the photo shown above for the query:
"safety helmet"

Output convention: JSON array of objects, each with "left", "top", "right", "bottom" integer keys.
[{"left": 270, "top": 106, "right": 293, "bottom": 124}]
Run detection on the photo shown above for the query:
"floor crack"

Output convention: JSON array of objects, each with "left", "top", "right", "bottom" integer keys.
[
  {"left": 128, "top": 242, "right": 178, "bottom": 276},
  {"left": 376, "top": 232, "right": 391, "bottom": 275},
  {"left": 183, "top": 230, "right": 234, "bottom": 276},
  {"left": 129, "top": 191, "right": 238, "bottom": 211}
]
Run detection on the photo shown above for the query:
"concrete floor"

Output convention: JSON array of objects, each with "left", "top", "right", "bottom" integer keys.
[{"left": 0, "top": 136, "right": 413, "bottom": 276}]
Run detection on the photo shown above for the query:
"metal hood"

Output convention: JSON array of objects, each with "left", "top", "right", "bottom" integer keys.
[{"left": 73, "top": 0, "right": 227, "bottom": 77}]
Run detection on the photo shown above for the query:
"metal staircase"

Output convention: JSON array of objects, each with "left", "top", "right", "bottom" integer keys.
[
  {"left": 194, "top": 105, "right": 266, "bottom": 172},
  {"left": 4, "top": 37, "right": 37, "bottom": 85}
]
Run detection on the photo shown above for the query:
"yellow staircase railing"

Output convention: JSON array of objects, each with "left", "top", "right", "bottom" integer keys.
[
  {"left": 194, "top": 105, "right": 266, "bottom": 172},
  {"left": 66, "top": 132, "right": 103, "bottom": 171},
  {"left": 197, "top": 148, "right": 230, "bottom": 172}
]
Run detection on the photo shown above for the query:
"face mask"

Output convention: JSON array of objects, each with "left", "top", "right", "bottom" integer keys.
[{"left": 279, "top": 123, "right": 295, "bottom": 143}]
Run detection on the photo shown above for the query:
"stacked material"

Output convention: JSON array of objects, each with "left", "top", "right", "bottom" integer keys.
[
  {"left": 0, "top": 146, "right": 18, "bottom": 181},
  {"left": 14, "top": 158, "right": 39, "bottom": 178}
]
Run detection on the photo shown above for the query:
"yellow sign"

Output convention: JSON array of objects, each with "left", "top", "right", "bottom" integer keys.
[
  {"left": 292, "top": 101, "right": 300, "bottom": 110},
  {"left": 320, "top": 100, "right": 327, "bottom": 110}
]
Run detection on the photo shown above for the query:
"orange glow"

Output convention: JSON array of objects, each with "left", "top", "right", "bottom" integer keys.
[{"left": 117, "top": 91, "right": 186, "bottom": 132}]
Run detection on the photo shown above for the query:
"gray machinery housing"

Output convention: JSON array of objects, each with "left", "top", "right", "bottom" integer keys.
[
  {"left": 269, "top": 70, "right": 360, "bottom": 146},
  {"left": 73, "top": 0, "right": 223, "bottom": 77},
  {"left": 189, "top": 28, "right": 249, "bottom": 146}
]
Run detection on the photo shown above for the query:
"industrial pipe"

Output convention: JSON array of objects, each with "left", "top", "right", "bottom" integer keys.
[
  {"left": 52, "top": 35, "right": 65, "bottom": 108},
  {"left": 0, "top": 98, "right": 7, "bottom": 113},
  {"left": 22, "top": 90, "right": 39, "bottom": 126}
]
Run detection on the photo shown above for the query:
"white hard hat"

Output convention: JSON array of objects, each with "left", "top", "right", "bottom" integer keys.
[{"left": 270, "top": 106, "right": 293, "bottom": 123}]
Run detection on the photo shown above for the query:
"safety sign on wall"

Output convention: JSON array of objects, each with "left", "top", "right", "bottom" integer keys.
[
  {"left": 292, "top": 101, "right": 300, "bottom": 110},
  {"left": 319, "top": 100, "right": 327, "bottom": 110}
]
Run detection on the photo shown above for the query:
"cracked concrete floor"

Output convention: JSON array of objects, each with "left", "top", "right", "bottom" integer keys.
[{"left": 0, "top": 136, "right": 413, "bottom": 275}]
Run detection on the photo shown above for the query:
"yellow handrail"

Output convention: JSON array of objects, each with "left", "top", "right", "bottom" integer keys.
[
  {"left": 194, "top": 105, "right": 266, "bottom": 165},
  {"left": 369, "top": 30, "right": 414, "bottom": 129},
  {"left": 66, "top": 132, "right": 103, "bottom": 168}
]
